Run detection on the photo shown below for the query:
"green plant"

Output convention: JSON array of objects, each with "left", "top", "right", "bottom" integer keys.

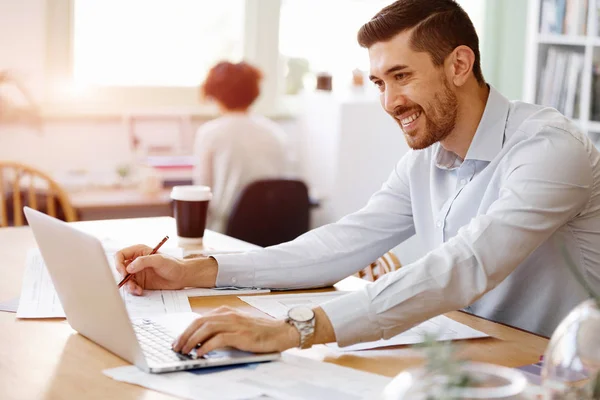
[
  {"left": 116, "top": 164, "right": 131, "bottom": 179},
  {"left": 413, "top": 334, "right": 475, "bottom": 400}
]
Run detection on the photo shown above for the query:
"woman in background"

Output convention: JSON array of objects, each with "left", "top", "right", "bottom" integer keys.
[{"left": 193, "top": 61, "right": 288, "bottom": 232}]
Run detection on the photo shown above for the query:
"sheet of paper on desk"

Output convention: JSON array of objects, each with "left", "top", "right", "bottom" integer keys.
[
  {"left": 183, "top": 287, "right": 271, "bottom": 297},
  {"left": 239, "top": 292, "right": 488, "bottom": 351},
  {"left": 17, "top": 249, "right": 191, "bottom": 319},
  {"left": 103, "top": 353, "right": 391, "bottom": 400},
  {"left": 0, "top": 297, "right": 19, "bottom": 313},
  {"left": 239, "top": 292, "right": 351, "bottom": 319},
  {"left": 328, "top": 315, "right": 488, "bottom": 351},
  {"left": 104, "top": 364, "right": 264, "bottom": 400}
]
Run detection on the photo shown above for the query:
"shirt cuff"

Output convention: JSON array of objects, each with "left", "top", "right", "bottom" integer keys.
[
  {"left": 319, "top": 290, "right": 382, "bottom": 347},
  {"left": 213, "top": 253, "right": 256, "bottom": 287}
]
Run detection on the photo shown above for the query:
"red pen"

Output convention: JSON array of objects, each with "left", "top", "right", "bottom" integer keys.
[{"left": 117, "top": 236, "right": 169, "bottom": 289}]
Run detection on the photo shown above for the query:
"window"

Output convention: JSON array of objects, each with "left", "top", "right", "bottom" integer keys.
[
  {"left": 72, "top": 0, "right": 245, "bottom": 87},
  {"left": 278, "top": 0, "right": 485, "bottom": 93},
  {"left": 45, "top": 0, "right": 255, "bottom": 115},
  {"left": 279, "top": 0, "right": 394, "bottom": 91},
  {"left": 45, "top": 0, "right": 485, "bottom": 115}
]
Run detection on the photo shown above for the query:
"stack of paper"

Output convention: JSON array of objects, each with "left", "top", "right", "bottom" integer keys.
[
  {"left": 16, "top": 249, "right": 269, "bottom": 319},
  {"left": 104, "top": 353, "right": 391, "bottom": 400},
  {"left": 16, "top": 249, "right": 191, "bottom": 319}
]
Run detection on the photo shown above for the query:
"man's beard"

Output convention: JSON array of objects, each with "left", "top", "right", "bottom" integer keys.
[{"left": 394, "top": 79, "right": 458, "bottom": 150}]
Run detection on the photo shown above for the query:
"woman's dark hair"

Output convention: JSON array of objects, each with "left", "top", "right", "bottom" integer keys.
[{"left": 202, "top": 61, "right": 263, "bottom": 110}]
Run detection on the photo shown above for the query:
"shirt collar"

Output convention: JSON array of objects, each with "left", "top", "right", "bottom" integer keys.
[{"left": 435, "top": 85, "right": 510, "bottom": 169}]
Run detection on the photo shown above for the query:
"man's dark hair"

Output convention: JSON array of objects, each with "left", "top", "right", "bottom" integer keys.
[{"left": 357, "top": 0, "right": 485, "bottom": 86}]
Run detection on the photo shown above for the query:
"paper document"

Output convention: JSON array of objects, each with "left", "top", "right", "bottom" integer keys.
[
  {"left": 183, "top": 249, "right": 247, "bottom": 258},
  {"left": 104, "top": 364, "right": 264, "bottom": 400},
  {"left": 0, "top": 297, "right": 19, "bottom": 313},
  {"left": 183, "top": 287, "right": 270, "bottom": 297},
  {"left": 239, "top": 292, "right": 350, "bottom": 319},
  {"left": 103, "top": 353, "right": 391, "bottom": 400},
  {"left": 516, "top": 361, "right": 543, "bottom": 386},
  {"left": 17, "top": 249, "right": 191, "bottom": 319},
  {"left": 95, "top": 241, "right": 264, "bottom": 298},
  {"left": 239, "top": 292, "right": 488, "bottom": 351},
  {"left": 327, "top": 315, "right": 488, "bottom": 351}
]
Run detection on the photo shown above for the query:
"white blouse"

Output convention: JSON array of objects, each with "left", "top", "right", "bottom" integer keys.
[{"left": 193, "top": 113, "right": 288, "bottom": 232}]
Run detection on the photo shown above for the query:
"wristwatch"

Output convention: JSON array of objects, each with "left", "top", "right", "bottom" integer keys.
[{"left": 285, "top": 306, "right": 315, "bottom": 349}]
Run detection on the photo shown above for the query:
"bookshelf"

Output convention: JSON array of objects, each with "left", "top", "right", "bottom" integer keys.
[{"left": 523, "top": 0, "right": 600, "bottom": 144}]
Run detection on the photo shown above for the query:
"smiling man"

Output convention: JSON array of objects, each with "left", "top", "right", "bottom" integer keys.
[{"left": 117, "top": 0, "right": 600, "bottom": 356}]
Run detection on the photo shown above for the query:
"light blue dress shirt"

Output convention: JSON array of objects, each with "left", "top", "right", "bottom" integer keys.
[{"left": 215, "top": 87, "right": 600, "bottom": 346}]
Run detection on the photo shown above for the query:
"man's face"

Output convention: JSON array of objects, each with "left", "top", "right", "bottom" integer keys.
[{"left": 368, "top": 31, "right": 458, "bottom": 150}]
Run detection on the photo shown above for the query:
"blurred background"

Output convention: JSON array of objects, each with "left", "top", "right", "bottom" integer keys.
[{"left": 0, "top": 0, "right": 560, "bottom": 264}]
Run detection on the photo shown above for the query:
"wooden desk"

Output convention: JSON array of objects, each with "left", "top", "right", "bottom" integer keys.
[
  {"left": 68, "top": 188, "right": 321, "bottom": 222},
  {"left": 69, "top": 188, "right": 173, "bottom": 221},
  {"left": 0, "top": 217, "right": 548, "bottom": 400}
]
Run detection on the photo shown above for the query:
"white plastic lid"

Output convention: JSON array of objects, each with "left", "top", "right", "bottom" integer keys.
[{"left": 170, "top": 185, "right": 212, "bottom": 201}]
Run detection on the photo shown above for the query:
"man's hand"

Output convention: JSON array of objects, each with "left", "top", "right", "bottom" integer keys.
[
  {"left": 115, "top": 244, "right": 218, "bottom": 295},
  {"left": 172, "top": 306, "right": 300, "bottom": 356}
]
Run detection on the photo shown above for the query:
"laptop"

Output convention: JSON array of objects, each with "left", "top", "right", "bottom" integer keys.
[{"left": 23, "top": 207, "right": 280, "bottom": 373}]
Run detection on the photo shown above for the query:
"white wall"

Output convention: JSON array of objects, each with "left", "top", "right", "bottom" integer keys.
[
  {"left": 457, "top": 0, "right": 486, "bottom": 40},
  {"left": 480, "top": 0, "right": 528, "bottom": 100},
  {"left": 0, "top": 0, "right": 46, "bottom": 98},
  {"left": 297, "top": 91, "right": 427, "bottom": 265},
  {"left": 0, "top": 0, "right": 131, "bottom": 173}
]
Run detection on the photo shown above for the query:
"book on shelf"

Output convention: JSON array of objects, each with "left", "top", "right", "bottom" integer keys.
[
  {"left": 143, "top": 155, "right": 194, "bottom": 187},
  {"left": 536, "top": 46, "right": 584, "bottom": 118},
  {"left": 591, "top": 65, "right": 600, "bottom": 121},
  {"left": 540, "top": 0, "right": 588, "bottom": 36}
]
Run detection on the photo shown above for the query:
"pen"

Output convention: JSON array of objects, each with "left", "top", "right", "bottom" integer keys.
[{"left": 117, "top": 236, "right": 169, "bottom": 289}]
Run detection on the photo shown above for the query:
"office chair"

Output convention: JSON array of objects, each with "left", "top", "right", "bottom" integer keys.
[
  {"left": 357, "top": 251, "right": 402, "bottom": 281},
  {"left": 225, "top": 179, "right": 310, "bottom": 247},
  {"left": 0, "top": 161, "right": 77, "bottom": 227}
]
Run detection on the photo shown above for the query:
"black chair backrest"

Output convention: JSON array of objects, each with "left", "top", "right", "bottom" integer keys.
[{"left": 225, "top": 179, "right": 310, "bottom": 247}]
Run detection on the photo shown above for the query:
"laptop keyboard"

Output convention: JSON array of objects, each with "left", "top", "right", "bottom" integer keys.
[{"left": 133, "top": 319, "right": 197, "bottom": 364}]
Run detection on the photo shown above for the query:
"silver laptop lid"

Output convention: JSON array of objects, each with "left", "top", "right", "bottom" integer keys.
[{"left": 23, "top": 207, "right": 147, "bottom": 369}]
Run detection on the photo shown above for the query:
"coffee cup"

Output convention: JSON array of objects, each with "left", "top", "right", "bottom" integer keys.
[{"left": 170, "top": 185, "right": 212, "bottom": 246}]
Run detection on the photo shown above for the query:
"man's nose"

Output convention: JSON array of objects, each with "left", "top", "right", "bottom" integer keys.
[{"left": 383, "top": 88, "right": 408, "bottom": 114}]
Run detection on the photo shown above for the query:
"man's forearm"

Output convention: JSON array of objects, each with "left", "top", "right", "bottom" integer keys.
[
  {"left": 279, "top": 306, "right": 337, "bottom": 350},
  {"left": 182, "top": 256, "right": 218, "bottom": 287},
  {"left": 178, "top": 255, "right": 338, "bottom": 349},
  {"left": 312, "top": 306, "right": 337, "bottom": 345}
]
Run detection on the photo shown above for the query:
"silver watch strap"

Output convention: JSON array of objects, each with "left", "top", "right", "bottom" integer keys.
[{"left": 286, "top": 317, "right": 315, "bottom": 349}]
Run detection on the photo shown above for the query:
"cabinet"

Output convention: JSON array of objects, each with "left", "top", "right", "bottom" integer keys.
[{"left": 297, "top": 90, "right": 425, "bottom": 264}]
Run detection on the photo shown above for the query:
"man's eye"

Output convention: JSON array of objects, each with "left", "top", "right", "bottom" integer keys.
[
  {"left": 395, "top": 73, "right": 406, "bottom": 81},
  {"left": 373, "top": 81, "right": 384, "bottom": 91}
]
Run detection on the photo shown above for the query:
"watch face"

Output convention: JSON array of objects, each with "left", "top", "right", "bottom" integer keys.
[{"left": 288, "top": 306, "right": 314, "bottom": 322}]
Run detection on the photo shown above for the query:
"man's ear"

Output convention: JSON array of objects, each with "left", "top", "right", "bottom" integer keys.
[{"left": 446, "top": 45, "right": 475, "bottom": 87}]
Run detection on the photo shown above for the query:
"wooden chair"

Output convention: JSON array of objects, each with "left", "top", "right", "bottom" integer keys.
[
  {"left": 357, "top": 251, "right": 402, "bottom": 282},
  {"left": 0, "top": 161, "right": 77, "bottom": 227}
]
